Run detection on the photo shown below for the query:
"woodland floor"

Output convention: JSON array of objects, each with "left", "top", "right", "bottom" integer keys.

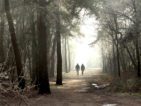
[{"left": 1, "top": 69, "right": 141, "bottom": 106}]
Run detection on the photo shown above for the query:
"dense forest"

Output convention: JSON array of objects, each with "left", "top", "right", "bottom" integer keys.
[{"left": 1, "top": 0, "right": 141, "bottom": 105}]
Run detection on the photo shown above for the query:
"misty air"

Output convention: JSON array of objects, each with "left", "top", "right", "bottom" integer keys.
[{"left": 0, "top": 0, "right": 141, "bottom": 106}]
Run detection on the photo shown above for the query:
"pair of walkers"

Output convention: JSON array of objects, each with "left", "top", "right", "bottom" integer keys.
[{"left": 75, "top": 64, "right": 85, "bottom": 75}]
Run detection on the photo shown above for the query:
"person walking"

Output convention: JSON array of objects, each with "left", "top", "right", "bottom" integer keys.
[
  {"left": 75, "top": 64, "right": 80, "bottom": 75},
  {"left": 81, "top": 64, "right": 85, "bottom": 75}
]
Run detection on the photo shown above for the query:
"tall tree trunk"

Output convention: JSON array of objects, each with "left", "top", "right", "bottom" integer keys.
[
  {"left": 31, "top": 17, "right": 38, "bottom": 84},
  {"left": 113, "top": 15, "right": 121, "bottom": 77},
  {"left": 135, "top": 39, "right": 140, "bottom": 77},
  {"left": 50, "top": 36, "right": 57, "bottom": 77},
  {"left": 37, "top": 0, "right": 51, "bottom": 94},
  {"left": 4, "top": 0, "right": 23, "bottom": 80},
  {"left": 101, "top": 45, "right": 106, "bottom": 72},
  {"left": 56, "top": 12, "right": 63, "bottom": 85},
  {"left": 67, "top": 40, "right": 71, "bottom": 72},
  {"left": 0, "top": 16, "right": 5, "bottom": 63},
  {"left": 64, "top": 37, "right": 68, "bottom": 73},
  {"left": 124, "top": 44, "right": 137, "bottom": 71},
  {"left": 116, "top": 42, "right": 121, "bottom": 77},
  {"left": 133, "top": 0, "right": 141, "bottom": 78},
  {"left": 112, "top": 41, "right": 116, "bottom": 75}
]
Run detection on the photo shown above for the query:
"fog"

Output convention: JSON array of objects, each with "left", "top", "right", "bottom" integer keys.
[{"left": 69, "top": 11, "right": 102, "bottom": 70}]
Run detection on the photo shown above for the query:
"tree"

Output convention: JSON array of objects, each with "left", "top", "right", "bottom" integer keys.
[
  {"left": 31, "top": 14, "right": 38, "bottom": 84},
  {"left": 4, "top": 0, "right": 23, "bottom": 81},
  {"left": 56, "top": 11, "right": 63, "bottom": 85},
  {"left": 37, "top": 0, "right": 51, "bottom": 94},
  {"left": 0, "top": 15, "right": 5, "bottom": 63},
  {"left": 93, "top": 0, "right": 141, "bottom": 78},
  {"left": 64, "top": 36, "right": 68, "bottom": 73}
]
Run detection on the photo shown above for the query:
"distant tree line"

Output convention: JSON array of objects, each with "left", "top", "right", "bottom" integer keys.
[{"left": 95, "top": 0, "right": 141, "bottom": 79}]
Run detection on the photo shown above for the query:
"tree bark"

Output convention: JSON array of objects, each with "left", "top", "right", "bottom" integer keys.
[
  {"left": 50, "top": 36, "right": 57, "bottom": 78},
  {"left": 113, "top": 15, "right": 121, "bottom": 77},
  {"left": 31, "top": 17, "right": 38, "bottom": 84},
  {"left": 132, "top": 0, "right": 141, "bottom": 77},
  {"left": 67, "top": 40, "right": 71, "bottom": 72},
  {"left": 0, "top": 16, "right": 5, "bottom": 63},
  {"left": 64, "top": 37, "right": 68, "bottom": 73},
  {"left": 56, "top": 12, "right": 63, "bottom": 85},
  {"left": 4, "top": 0, "right": 23, "bottom": 79},
  {"left": 37, "top": 0, "right": 51, "bottom": 94},
  {"left": 116, "top": 42, "right": 121, "bottom": 77},
  {"left": 135, "top": 39, "right": 140, "bottom": 77},
  {"left": 112, "top": 40, "right": 116, "bottom": 75},
  {"left": 124, "top": 44, "right": 137, "bottom": 70}
]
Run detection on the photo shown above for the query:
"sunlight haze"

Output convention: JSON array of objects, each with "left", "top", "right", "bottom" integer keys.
[{"left": 71, "top": 11, "right": 102, "bottom": 69}]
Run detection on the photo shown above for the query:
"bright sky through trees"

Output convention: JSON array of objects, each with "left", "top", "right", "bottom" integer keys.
[{"left": 73, "top": 12, "right": 102, "bottom": 69}]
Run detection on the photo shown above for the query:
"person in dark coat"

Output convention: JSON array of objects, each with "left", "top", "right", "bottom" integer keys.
[
  {"left": 75, "top": 64, "right": 80, "bottom": 75},
  {"left": 81, "top": 64, "right": 85, "bottom": 75},
  {"left": 18, "top": 76, "right": 25, "bottom": 94}
]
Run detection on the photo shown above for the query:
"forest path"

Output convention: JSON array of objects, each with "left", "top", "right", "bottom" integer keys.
[{"left": 27, "top": 69, "right": 141, "bottom": 106}]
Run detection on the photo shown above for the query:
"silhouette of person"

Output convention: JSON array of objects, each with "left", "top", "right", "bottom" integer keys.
[
  {"left": 75, "top": 64, "right": 80, "bottom": 75},
  {"left": 81, "top": 64, "right": 85, "bottom": 75},
  {"left": 18, "top": 76, "right": 25, "bottom": 94}
]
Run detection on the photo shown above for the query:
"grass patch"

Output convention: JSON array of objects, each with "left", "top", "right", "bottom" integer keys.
[{"left": 108, "top": 78, "right": 141, "bottom": 93}]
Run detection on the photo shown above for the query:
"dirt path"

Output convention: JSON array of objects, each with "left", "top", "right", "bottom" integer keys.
[
  {"left": 28, "top": 69, "right": 141, "bottom": 106},
  {"left": 2, "top": 69, "right": 141, "bottom": 106}
]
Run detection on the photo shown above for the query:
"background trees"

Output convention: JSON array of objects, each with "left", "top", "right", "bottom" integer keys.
[
  {"left": 1, "top": 0, "right": 141, "bottom": 94},
  {"left": 94, "top": 0, "right": 141, "bottom": 78},
  {"left": 0, "top": 0, "right": 98, "bottom": 94}
]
